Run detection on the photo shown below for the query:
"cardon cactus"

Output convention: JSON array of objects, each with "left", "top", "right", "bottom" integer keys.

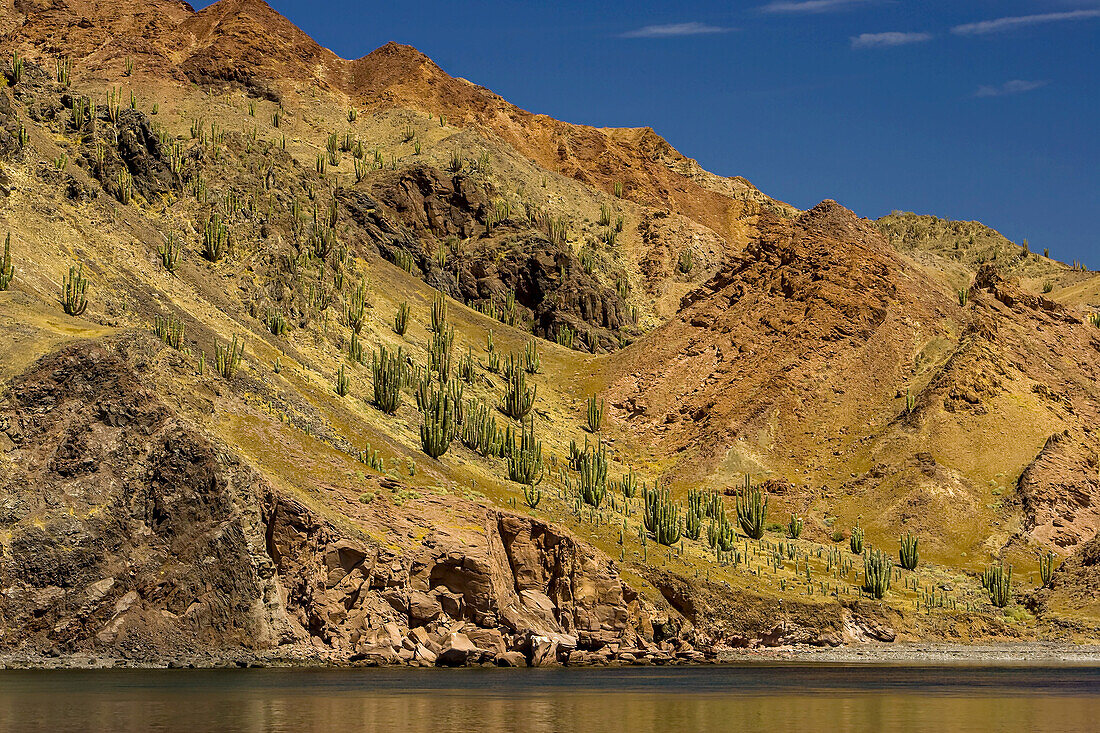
[
  {"left": 982, "top": 563, "right": 1012, "bottom": 608},
  {"left": 1039, "top": 550, "right": 1057, "bottom": 588},
  {"left": 507, "top": 418, "right": 543, "bottom": 486},
  {"left": 371, "top": 346, "right": 404, "bottom": 414},
  {"left": 850, "top": 523, "right": 865, "bottom": 554},
  {"left": 862, "top": 548, "right": 892, "bottom": 599},
  {"left": 899, "top": 531, "right": 919, "bottom": 570},
  {"left": 577, "top": 441, "right": 608, "bottom": 508},
  {"left": 500, "top": 360, "right": 536, "bottom": 419},
  {"left": 419, "top": 383, "right": 456, "bottom": 459},
  {"left": 707, "top": 510, "right": 736, "bottom": 552},
  {"left": 736, "top": 474, "right": 767, "bottom": 540},
  {"left": 787, "top": 514, "right": 803, "bottom": 540},
  {"left": 643, "top": 485, "right": 681, "bottom": 546},
  {"left": 684, "top": 507, "right": 702, "bottom": 541}
]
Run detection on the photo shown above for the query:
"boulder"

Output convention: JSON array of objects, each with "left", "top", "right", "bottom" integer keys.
[{"left": 436, "top": 632, "right": 478, "bottom": 666}]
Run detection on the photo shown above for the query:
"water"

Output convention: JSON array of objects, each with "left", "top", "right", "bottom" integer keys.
[{"left": 1, "top": 664, "right": 1098, "bottom": 732}]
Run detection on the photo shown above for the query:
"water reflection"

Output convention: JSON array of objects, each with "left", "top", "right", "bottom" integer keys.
[{"left": 0, "top": 664, "right": 1097, "bottom": 733}]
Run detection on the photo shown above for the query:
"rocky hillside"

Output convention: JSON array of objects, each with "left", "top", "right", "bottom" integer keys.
[{"left": 1, "top": 0, "right": 1099, "bottom": 667}]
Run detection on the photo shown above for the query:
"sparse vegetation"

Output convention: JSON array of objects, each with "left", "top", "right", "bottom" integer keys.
[{"left": 677, "top": 248, "right": 694, "bottom": 274}]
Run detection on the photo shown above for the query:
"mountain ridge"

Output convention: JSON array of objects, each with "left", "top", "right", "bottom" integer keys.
[{"left": 1, "top": 0, "right": 1099, "bottom": 667}]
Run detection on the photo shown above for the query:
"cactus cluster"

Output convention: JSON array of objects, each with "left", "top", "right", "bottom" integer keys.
[
  {"left": 524, "top": 340, "right": 540, "bottom": 373},
  {"left": 707, "top": 508, "right": 736, "bottom": 552},
  {"left": 644, "top": 485, "right": 682, "bottom": 546},
  {"left": 850, "top": 523, "right": 865, "bottom": 554},
  {"left": 215, "top": 335, "right": 244, "bottom": 379},
  {"left": 372, "top": 345, "right": 405, "bottom": 414},
  {"left": 899, "top": 531, "right": 919, "bottom": 570},
  {"left": 9, "top": 51, "right": 23, "bottom": 85},
  {"left": 614, "top": 468, "right": 639, "bottom": 499},
  {"left": 429, "top": 325, "right": 454, "bottom": 380},
  {"left": 1039, "top": 550, "right": 1057, "bottom": 588},
  {"left": 577, "top": 441, "right": 608, "bottom": 508},
  {"left": 522, "top": 483, "right": 542, "bottom": 509},
  {"left": 154, "top": 314, "right": 186, "bottom": 350},
  {"left": 982, "top": 563, "right": 1012, "bottom": 608},
  {"left": 462, "top": 399, "right": 505, "bottom": 457},
  {"left": 268, "top": 311, "right": 288, "bottom": 336},
  {"left": 736, "top": 475, "right": 767, "bottom": 540},
  {"left": 159, "top": 233, "right": 181, "bottom": 274},
  {"left": 419, "top": 381, "right": 456, "bottom": 459},
  {"left": 346, "top": 280, "right": 368, "bottom": 333},
  {"left": 0, "top": 233, "right": 14, "bottom": 291},
  {"left": 500, "top": 359, "right": 536, "bottom": 419},
  {"left": 586, "top": 395, "right": 603, "bottom": 433},
  {"left": 358, "top": 443, "right": 384, "bottom": 472},
  {"left": 394, "top": 301, "right": 409, "bottom": 335},
  {"left": 430, "top": 291, "right": 447, "bottom": 332},
  {"left": 862, "top": 548, "right": 892, "bottom": 599},
  {"left": 335, "top": 364, "right": 350, "bottom": 397},
  {"left": 457, "top": 346, "right": 475, "bottom": 383},
  {"left": 203, "top": 211, "right": 229, "bottom": 262},
  {"left": 555, "top": 324, "right": 574, "bottom": 348},
  {"left": 506, "top": 418, "right": 543, "bottom": 486},
  {"left": 787, "top": 514, "right": 803, "bottom": 540},
  {"left": 62, "top": 262, "right": 88, "bottom": 316}
]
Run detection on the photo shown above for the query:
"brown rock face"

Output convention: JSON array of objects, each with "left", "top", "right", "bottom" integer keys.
[
  {"left": 0, "top": 341, "right": 651, "bottom": 663},
  {"left": 0, "top": 342, "right": 276, "bottom": 657},
  {"left": 1018, "top": 433, "right": 1100, "bottom": 552},
  {"left": 608, "top": 200, "right": 950, "bottom": 469}
]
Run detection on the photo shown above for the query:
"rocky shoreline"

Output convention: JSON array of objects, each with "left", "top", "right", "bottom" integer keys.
[{"left": 8, "top": 642, "right": 1100, "bottom": 671}]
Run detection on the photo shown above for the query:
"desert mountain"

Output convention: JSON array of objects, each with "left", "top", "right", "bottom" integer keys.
[{"left": 1, "top": 0, "right": 1100, "bottom": 665}]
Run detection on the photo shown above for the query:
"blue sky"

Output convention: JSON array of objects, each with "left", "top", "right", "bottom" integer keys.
[{"left": 201, "top": 1, "right": 1099, "bottom": 265}]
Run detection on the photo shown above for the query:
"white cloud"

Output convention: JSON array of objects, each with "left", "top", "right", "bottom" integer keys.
[
  {"left": 850, "top": 31, "right": 933, "bottom": 48},
  {"left": 974, "top": 79, "right": 1049, "bottom": 97},
  {"left": 952, "top": 9, "right": 1100, "bottom": 36},
  {"left": 760, "top": 0, "right": 875, "bottom": 13},
  {"left": 619, "top": 22, "right": 734, "bottom": 38}
]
